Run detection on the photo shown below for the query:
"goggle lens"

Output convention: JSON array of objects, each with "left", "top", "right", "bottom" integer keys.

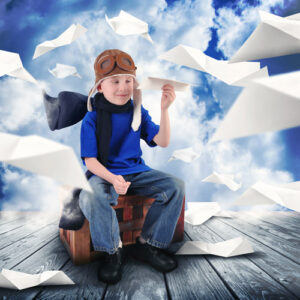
[{"left": 96, "top": 53, "right": 136, "bottom": 75}]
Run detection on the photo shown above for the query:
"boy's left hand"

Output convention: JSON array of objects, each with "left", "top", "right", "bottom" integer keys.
[{"left": 161, "top": 84, "right": 176, "bottom": 111}]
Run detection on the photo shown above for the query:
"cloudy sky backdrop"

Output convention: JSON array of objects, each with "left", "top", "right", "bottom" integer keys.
[{"left": 0, "top": 0, "right": 300, "bottom": 212}]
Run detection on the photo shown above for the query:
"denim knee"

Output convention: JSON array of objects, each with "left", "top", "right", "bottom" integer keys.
[{"left": 170, "top": 176, "right": 185, "bottom": 196}]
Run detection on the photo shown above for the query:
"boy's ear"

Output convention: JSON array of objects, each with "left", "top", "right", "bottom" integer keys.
[{"left": 97, "top": 84, "right": 102, "bottom": 93}]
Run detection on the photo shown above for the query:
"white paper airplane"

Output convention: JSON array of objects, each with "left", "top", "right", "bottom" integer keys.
[
  {"left": 0, "top": 132, "right": 92, "bottom": 192},
  {"left": 233, "top": 181, "right": 300, "bottom": 212},
  {"left": 105, "top": 10, "right": 153, "bottom": 43},
  {"left": 0, "top": 269, "right": 74, "bottom": 290},
  {"left": 230, "top": 11, "right": 300, "bottom": 63},
  {"left": 168, "top": 147, "right": 199, "bottom": 163},
  {"left": 185, "top": 202, "right": 221, "bottom": 225},
  {"left": 159, "top": 44, "right": 268, "bottom": 87},
  {"left": 202, "top": 172, "right": 241, "bottom": 191},
  {"left": 210, "top": 71, "right": 300, "bottom": 142},
  {"left": 0, "top": 50, "right": 38, "bottom": 84},
  {"left": 138, "top": 76, "right": 190, "bottom": 92},
  {"left": 33, "top": 24, "right": 87, "bottom": 59},
  {"left": 49, "top": 63, "right": 81, "bottom": 79},
  {"left": 176, "top": 237, "right": 254, "bottom": 257},
  {"left": 185, "top": 202, "right": 232, "bottom": 225}
]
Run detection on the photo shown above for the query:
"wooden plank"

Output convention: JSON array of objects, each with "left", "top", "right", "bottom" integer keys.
[
  {"left": 35, "top": 260, "right": 104, "bottom": 300},
  {"left": 0, "top": 236, "right": 70, "bottom": 299},
  {"left": 0, "top": 211, "right": 25, "bottom": 225},
  {"left": 104, "top": 250, "right": 168, "bottom": 299},
  {"left": 0, "top": 223, "right": 59, "bottom": 270},
  {"left": 0, "top": 216, "right": 59, "bottom": 251},
  {"left": 238, "top": 211, "right": 300, "bottom": 239},
  {"left": 219, "top": 212, "right": 300, "bottom": 264},
  {"left": 239, "top": 211, "right": 300, "bottom": 239},
  {"left": 204, "top": 217, "right": 300, "bottom": 298},
  {"left": 166, "top": 233, "right": 234, "bottom": 300},
  {"left": 184, "top": 220, "right": 298, "bottom": 299}
]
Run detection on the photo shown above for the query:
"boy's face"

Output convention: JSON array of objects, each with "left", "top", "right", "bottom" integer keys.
[{"left": 97, "top": 75, "right": 134, "bottom": 105}]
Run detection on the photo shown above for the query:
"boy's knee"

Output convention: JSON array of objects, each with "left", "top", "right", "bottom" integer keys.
[
  {"left": 173, "top": 177, "right": 185, "bottom": 194},
  {"left": 168, "top": 176, "right": 185, "bottom": 199}
]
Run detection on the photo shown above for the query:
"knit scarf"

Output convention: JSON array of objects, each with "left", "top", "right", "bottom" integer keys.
[{"left": 86, "top": 92, "right": 132, "bottom": 179}]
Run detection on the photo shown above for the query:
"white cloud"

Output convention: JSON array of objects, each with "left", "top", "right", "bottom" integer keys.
[
  {"left": 214, "top": 0, "right": 285, "bottom": 58},
  {"left": 1, "top": 166, "right": 60, "bottom": 212},
  {"left": 0, "top": 77, "right": 45, "bottom": 132}
]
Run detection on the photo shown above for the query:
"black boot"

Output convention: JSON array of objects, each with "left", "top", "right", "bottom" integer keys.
[
  {"left": 98, "top": 248, "right": 123, "bottom": 284},
  {"left": 131, "top": 237, "right": 177, "bottom": 273}
]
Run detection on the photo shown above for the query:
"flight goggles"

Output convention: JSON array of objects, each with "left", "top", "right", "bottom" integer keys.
[{"left": 94, "top": 52, "right": 136, "bottom": 76}]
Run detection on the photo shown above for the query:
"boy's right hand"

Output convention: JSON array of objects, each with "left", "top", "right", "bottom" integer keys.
[{"left": 112, "top": 175, "right": 131, "bottom": 195}]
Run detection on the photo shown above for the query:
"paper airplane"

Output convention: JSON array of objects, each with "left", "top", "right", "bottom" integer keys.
[
  {"left": 0, "top": 50, "right": 37, "bottom": 84},
  {"left": 185, "top": 202, "right": 232, "bottom": 225},
  {"left": 168, "top": 147, "right": 199, "bottom": 163},
  {"left": 233, "top": 181, "right": 300, "bottom": 212},
  {"left": 105, "top": 10, "right": 153, "bottom": 43},
  {"left": 33, "top": 24, "right": 87, "bottom": 59},
  {"left": 0, "top": 132, "right": 92, "bottom": 192},
  {"left": 230, "top": 11, "right": 300, "bottom": 63},
  {"left": 0, "top": 269, "right": 74, "bottom": 290},
  {"left": 176, "top": 237, "right": 254, "bottom": 257},
  {"left": 138, "top": 76, "right": 190, "bottom": 92},
  {"left": 210, "top": 71, "right": 300, "bottom": 142},
  {"left": 49, "top": 63, "right": 81, "bottom": 79},
  {"left": 159, "top": 44, "right": 268, "bottom": 87},
  {"left": 202, "top": 172, "right": 241, "bottom": 191},
  {"left": 185, "top": 202, "right": 222, "bottom": 225}
]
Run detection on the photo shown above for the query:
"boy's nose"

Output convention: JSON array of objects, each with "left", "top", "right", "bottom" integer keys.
[{"left": 118, "top": 82, "right": 127, "bottom": 91}]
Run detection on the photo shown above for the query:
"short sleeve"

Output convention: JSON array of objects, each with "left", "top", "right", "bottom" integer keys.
[
  {"left": 140, "top": 106, "right": 160, "bottom": 147},
  {"left": 80, "top": 112, "right": 98, "bottom": 164}
]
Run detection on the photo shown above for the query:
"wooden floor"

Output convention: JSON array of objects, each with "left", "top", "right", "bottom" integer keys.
[{"left": 0, "top": 210, "right": 299, "bottom": 300}]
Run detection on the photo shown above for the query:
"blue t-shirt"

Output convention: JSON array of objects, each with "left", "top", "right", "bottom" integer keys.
[{"left": 80, "top": 100, "right": 160, "bottom": 175}]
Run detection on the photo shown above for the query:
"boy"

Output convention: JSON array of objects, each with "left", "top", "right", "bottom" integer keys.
[{"left": 79, "top": 49, "right": 185, "bottom": 284}]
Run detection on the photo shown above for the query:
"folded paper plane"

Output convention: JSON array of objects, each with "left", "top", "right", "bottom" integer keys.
[
  {"left": 105, "top": 10, "right": 153, "bottom": 43},
  {"left": 33, "top": 24, "right": 87, "bottom": 59},
  {"left": 185, "top": 202, "right": 231, "bottom": 225},
  {"left": 138, "top": 76, "right": 190, "bottom": 92},
  {"left": 0, "top": 50, "right": 37, "bottom": 84},
  {"left": 202, "top": 172, "right": 241, "bottom": 191},
  {"left": 0, "top": 132, "right": 92, "bottom": 192},
  {"left": 168, "top": 147, "right": 199, "bottom": 163},
  {"left": 230, "top": 11, "right": 300, "bottom": 63},
  {"left": 233, "top": 181, "right": 300, "bottom": 212},
  {"left": 0, "top": 269, "right": 74, "bottom": 290},
  {"left": 159, "top": 44, "right": 268, "bottom": 87},
  {"left": 210, "top": 71, "right": 300, "bottom": 142},
  {"left": 49, "top": 63, "right": 81, "bottom": 79},
  {"left": 176, "top": 237, "right": 254, "bottom": 257}
]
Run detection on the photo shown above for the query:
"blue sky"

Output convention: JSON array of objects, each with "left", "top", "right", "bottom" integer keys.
[{"left": 0, "top": 0, "right": 299, "bottom": 211}]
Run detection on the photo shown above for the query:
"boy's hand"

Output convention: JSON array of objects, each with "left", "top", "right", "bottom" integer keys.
[
  {"left": 112, "top": 175, "right": 131, "bottom": 195},
  {"left": 161, "top": 84, "right": 176, "bottom": 111}
]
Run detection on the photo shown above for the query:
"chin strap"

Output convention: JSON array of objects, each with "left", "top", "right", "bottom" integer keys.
[{"left": 132, "top": 87, "right": 142, "bottom": 131}]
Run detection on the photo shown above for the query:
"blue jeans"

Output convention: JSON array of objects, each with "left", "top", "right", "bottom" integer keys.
[{"left": 79, "top": 169, "right": 185, "bottom": 254}]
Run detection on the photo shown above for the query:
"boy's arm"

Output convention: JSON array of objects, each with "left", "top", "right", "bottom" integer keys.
[
  {"left": 153, "top": 84, "right": 176, "bottom": 148},
  {"left": 85, "top": 157, "right": 131, "bottom": 195},
  {"left": 85, "top": 157, "right": 116, "bottom": 184},
  {"left": 153, "top": 109, "right": 170, "bottom": 147}
]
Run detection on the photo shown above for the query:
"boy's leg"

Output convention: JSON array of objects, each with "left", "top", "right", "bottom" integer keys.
[
  {"left": 79, "top": 175, "right": 124, "bottom": 284},
  {"left": 79, "top": 175, "right": 120, "bottom": 254},
  {"left": 127, "top": 169, "right": 185, "bottom": 248}
]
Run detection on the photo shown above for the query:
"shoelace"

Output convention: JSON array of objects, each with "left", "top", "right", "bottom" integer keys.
[
  {"left": 106, "top": 250, "right": 122, "bottom": 264},
  {"left": 148, "top": 244, "right": 167, "bottom": 259}
]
